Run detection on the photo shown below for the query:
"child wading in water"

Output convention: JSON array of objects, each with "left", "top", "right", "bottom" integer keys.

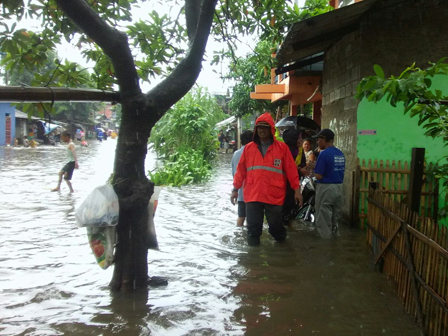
[{"left": 52, "top": 131, "right": 79, "bottom": 193}]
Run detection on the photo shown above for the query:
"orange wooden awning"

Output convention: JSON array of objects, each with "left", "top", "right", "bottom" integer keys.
[
  {"left": 254, "top": 84, "right": 286, "bottom": 94},
  {"left": 250, "top": 92, "right": 275, "bottom": 100}
]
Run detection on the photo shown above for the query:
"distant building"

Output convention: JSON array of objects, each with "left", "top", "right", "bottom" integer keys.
[
  {"left": 97, "top": 104, "right": 113, "bottom": 119},
  {"left": 0, "top": 103, "right": 14, "bottom": 146},
  {"left": 0, "top": 103, "right": 67, "bottom": 146},
  {"left": 14, "top": 110, "right": 41, "bottom": 144}
]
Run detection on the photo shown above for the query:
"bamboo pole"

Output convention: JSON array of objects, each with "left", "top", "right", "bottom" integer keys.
[
  {"left": 360, "top": 167, "right": 410, "bottom": 174},
  {"left": 441, "top": 228, "right": 448, "bottom": 335},
  {"left": 429, "top": 222, "right": 440, "bottom": 334},
  {"left": 0, "top": 86, "right": 120, "bottom": 103},
  {"left": 422, "top": 220, "right": 431, "bottom": 325},
  {"left": 404, "top": 161, "right": 409, "bottom": 203},
  {"left": 361, "top": 159, "right": 367, "bottom": 229},
  {"left": 397, "top": 161, "right": 403, "bottom": 203}
]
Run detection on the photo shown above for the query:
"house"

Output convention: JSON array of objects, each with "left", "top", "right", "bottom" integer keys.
[
  {"left": 250, "top": 52, "right": 323, "bottom": 124},
  {"left": 252, "top": 0, "right": 448, "bottom": 219},
  {"left": 14, "top": 110, "right": 41, "bottom": 144},
  {"left": 0, "top": 102, "right": 68, "bottom": 145},
  {"left": 0, "top": 103, "right": 14, "bottom": 146},
  {"left": 97, "top": 104, "right": 113, "bottom": 119}
]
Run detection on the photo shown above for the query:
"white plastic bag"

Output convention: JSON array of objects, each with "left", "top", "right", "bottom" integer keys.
[
  {"left": 146, "top": 187, "right": 161, "bottom": 249},
  {"left": 76, "top": 184, "right": 119, "bottom": 227}
]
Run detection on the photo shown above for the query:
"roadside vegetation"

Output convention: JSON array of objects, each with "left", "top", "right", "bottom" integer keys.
[{"left": 148, "top": 88, "right": 227, "bottom": 186}]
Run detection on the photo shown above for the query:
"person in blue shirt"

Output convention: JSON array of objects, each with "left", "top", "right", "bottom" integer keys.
[
  {"left": 312, "top": 129, "right": 345, "bottom": 239},
  {"left": 231, "top": 130, "right": 253, "bottom": 227}
]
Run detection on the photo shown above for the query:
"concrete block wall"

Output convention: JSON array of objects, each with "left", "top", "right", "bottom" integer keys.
[
  {"left": 321, "top": 30, "right": 362, "bottom": 219},
  {"left": 358, "top": 0, "right": 448, "bottom": 76},
  {"left": 320, "top": 0, "right": 448, "bottom": 220}
]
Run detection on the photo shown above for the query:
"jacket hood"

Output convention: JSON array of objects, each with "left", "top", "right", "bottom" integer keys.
[{"left": 254, "top": 113, "right": 276, "bottom": 143}]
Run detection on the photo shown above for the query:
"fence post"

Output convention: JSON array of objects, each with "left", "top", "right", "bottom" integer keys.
[
  {"left": 433, "top": 182, "right": 439, "bottom": 223},
  {"left": 407, "top": 147, "right": 425, "bottom": 213},
  {"left": 351, "top": 166, "right": 361, "bottom": 228},
  {"left": 402, "top": 219, "right": 426, "bottom": 335},
  {"left": 369, "top": 181, "right": 378, "bottom": 197}
]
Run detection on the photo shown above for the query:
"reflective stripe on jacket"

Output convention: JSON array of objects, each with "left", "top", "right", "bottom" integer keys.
[{"left": 233, "top": 140, "right": 300, "bottom": 205}]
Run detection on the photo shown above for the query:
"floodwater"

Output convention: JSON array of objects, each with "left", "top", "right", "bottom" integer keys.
[{"left": 0, "top": 140, "right": 421, "bottom": 336}]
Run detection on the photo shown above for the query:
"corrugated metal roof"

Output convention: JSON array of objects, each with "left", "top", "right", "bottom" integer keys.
[
  {"left": 14, "top": 110, "right": 40, "bottom": 120},
  {"left": 215, "top": 116, "right": 236, "bottom": 129},
  {"left": 276, "top": 0, "right": 379, "bottom": 67}
]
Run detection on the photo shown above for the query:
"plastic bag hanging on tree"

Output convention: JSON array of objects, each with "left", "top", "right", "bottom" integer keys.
[
  {"left": 87, "top": 226, "right": 116, "bottom": 270},
  {"left": 146, "top": 186, "right": 161, "bottom": 249},
  {"left": 75, "top": 184, "right": 119, "bottom": 227}
]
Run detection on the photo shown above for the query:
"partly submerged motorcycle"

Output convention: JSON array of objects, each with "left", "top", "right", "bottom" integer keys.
[{"left": 283, "top": 176, "right": 316, "bottom": 225}]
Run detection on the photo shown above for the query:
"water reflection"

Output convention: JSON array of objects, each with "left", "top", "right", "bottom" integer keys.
[
  {"left": 232, "top": 228, "right": 421, "bottom": 335},
  {"left": 0, "top": 142, "right": 420, "bottom": 335}
]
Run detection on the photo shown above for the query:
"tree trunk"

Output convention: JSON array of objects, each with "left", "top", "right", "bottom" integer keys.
[
  {"left": 55, "top": 0, "right": 218, "bottom": 292},
  {"left": 110, "top": 95, "right": 155, "bottom": 291}
]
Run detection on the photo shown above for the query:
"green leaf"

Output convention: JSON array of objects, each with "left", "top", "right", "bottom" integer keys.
[
  {"left": 404, "top": 101, "right": 417, "bottom": 114},
  {"left": 373, "top": 64, "right": 385, "bottom": 79}
]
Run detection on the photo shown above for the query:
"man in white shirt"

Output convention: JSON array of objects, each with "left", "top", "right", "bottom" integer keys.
[{"left": 231, "top": 130, "right": 253, "bottom": 226}]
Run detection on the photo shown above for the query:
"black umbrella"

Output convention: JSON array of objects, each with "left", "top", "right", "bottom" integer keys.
[
  {"left": 275, "top": 116, "right": 297, "bottom": 128},
  {"left": 275, "top": 116, "right": 320, "bottom": 131},
  {"left": 296, "top": 116, "right": 320, "bottom": 131}
]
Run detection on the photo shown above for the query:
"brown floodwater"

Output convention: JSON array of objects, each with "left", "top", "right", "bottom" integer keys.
[{"left": 0, "top": 140, "right": 421, "bottom": 335}]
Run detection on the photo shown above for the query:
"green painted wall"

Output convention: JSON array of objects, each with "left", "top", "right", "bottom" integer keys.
[
  {"left": 357, "top": 76, "right": 448, "bottom": 163},
  {"left": 357, "top": 75, "right": 448, "bottom": 224}
]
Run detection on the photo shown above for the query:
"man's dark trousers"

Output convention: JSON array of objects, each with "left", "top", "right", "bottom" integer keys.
[{"left": 246, "top": 202, "right": 287, "bottom": 245}]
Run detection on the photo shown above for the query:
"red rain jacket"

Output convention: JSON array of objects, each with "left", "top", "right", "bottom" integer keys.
[{"left": 233, "top": 113, "right": 300, "bottom": 205}]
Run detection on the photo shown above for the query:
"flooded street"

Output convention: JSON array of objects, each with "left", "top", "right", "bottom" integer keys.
[{"left": 0, "top": 140, "right": 420, "bottom": 336}]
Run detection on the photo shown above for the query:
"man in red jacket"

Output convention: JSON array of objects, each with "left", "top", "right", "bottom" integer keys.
[{"left": 230, "top": 113, "right": 303, "bottom": 246}]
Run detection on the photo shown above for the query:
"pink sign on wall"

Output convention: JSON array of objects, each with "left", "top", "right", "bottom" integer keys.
[{"left": 358, "top": 130, "right": 377, "bottom": 135}]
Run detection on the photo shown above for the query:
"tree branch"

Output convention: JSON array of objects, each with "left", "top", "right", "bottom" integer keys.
[
  {"left": 185, "top": 0, "right": 203, "bottom": 42},
  {"left": 148, "top": 0, "right": 218, "bottom": 120},
  {"left": 54, "top": 0, "right": 141, "bottom": 100}
]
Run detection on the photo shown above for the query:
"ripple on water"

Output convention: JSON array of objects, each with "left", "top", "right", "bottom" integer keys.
[{"left": 0, "top": 144, "right": 421, "bottom": 336}]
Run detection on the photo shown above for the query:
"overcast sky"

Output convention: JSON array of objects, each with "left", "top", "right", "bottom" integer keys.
[
  {"left": 196, "top": 0, "right": 306, "bottom": 93},
  {"left": 52, "top": 1, "right": 257, "bottom": 95},
  {"left": 9, "top": 0, "right": 307, "bottom": 94}
]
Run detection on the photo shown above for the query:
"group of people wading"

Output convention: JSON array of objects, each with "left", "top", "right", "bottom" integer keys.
[{"left": 230, "top": 112, "right": 346, "bottom": 245}]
